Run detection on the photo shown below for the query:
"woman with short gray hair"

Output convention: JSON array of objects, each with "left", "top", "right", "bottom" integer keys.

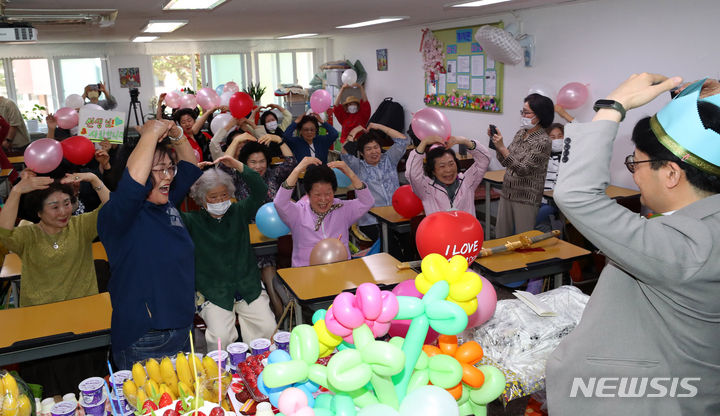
[{"left": 180, "top": 154, "right": 276, "bottom": 349}]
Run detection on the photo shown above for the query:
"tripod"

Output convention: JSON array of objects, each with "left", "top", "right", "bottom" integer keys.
[{"left": 124, "top": 88, "right": 144, "bottom": 145}]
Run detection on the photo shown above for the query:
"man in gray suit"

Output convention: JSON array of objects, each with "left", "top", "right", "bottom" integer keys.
[{"left": 546, "top": 73, "right": 720, "bottom": 415}]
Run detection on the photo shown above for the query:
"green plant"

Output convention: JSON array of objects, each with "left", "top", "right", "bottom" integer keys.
[
  {"left": 22, "top": 104, "right": 47, "bottom": 122},
  {"left": 243, "top": 82, "right": 267, "bottom": 102}
]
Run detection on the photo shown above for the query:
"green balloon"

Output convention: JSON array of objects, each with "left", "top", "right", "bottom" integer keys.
[
  {"left": 328, "top": 349, "right": 372, "bottom": 391},
  {"left": 262, "top": 360, "right": 309, "bottom": 388},
  {"left": 314, "top": 393, "right": 334, "bottom": 409},
  {"left": 353, "top": 325, "right": 375, "bottom": 349},
  {"left": 407, "top": 369, "right": 429, "bottom": 393},
  {"left": 395, "top": 296, "right": 424, "bottom": 320},
  {"left": 415, "top": 350, "right": 428, "bottom": 370},
  {"left": 314, "top": 410, "right": 335, "bottom": 416},
  {"left": 469, "top": 365, "right": 506, "bottom": 405},
  {"left": 308, "top": 363, "right": 330, "bottom": 390},
  {"left": 425, "top": 300, "right": 468, "bottom": 335},
  {"left": 427, "top": 354, "right": 463, "bottom": 388},
  {"left": 334, "top": 393, "right": 356, "bottom": 416},
  {"left": 290, "top": 324, "right": 320, "bottom": 364},
  {"left": 360, "top": 341, "right": 405, "bottom": 376},
  {"left": 349, "top": 386, "right": 379, "bottom": 408}
]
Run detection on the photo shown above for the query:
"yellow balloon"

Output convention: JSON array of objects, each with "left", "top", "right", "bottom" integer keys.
[
  {"left": 414, "top": 275, "right": 433, "bottom": 294},
  {"left": 454, "top": 298, "right": 478, "bottom": 315},
  {"left": 449, "top": 273, "right": 482, "bottom": 302},
  {"left": 314, "top": 319, "right": 342, "bottom": 352}
]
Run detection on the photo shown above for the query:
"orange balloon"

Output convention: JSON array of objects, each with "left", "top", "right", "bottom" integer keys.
[
  {"left": 455, "top": 341, "right": 484, "bottom": 365},
  {"left": 422, "top": 345, "right": 442, "bottom": 357},
  {"left": 462, "top": 363, "right": 486, "bottom": 388},
  {"left": 438, "top": 335, "right": 458, "bottom": 356},
  {"left": 447, "top": 382, "right": 463, "bottom": 399}
]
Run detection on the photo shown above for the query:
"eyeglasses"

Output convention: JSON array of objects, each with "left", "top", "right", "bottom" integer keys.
[
  {"left": 624, "top": 154, "right": 666, "bottom": 173},
  {"left": 151, "top": 164, "right": 177, "bottom": 178},
  {"left": 520, "top": 109, "right": 535, "bottom": 116}
]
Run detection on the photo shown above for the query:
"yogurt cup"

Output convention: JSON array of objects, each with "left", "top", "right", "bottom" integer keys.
[
  {"left": 226, "top": 342, "right": 249, "bottom": 365},
  {"left": 207, "top": 350, "right": 229, "bottom": 372},
  {"left": 81, "top": 395, "right": 106, "bottom": 416},
  {"left": 110, "top": 370, "right": 132, "bottom": 394},
  {"left": 110, "top": 395, "right": 133, "bottom": 416},
  {"left": 79, "top": 377, "right": 105, "bottom": 405},
  {"left": 273, "top": 331, "right": 291, "bottom": 352},
  {"left": 51, "top": 401, "right": 77, "bottom": 416},
  {"left": 249, "top": 338, "right": 271, "bottom": 355}
]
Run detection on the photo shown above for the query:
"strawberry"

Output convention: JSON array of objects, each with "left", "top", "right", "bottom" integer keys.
[
  {"left": 142, "top": 400, "right": 159, "bottom": 415},
  {"left": 163, "top": 410, "right": 179, "bottom": 416},
  {"left": 174, "top": 400, "right": 186, "bottom": 414},
  {"left": 158, "top": 393, "right": 173, "bottom": 409},
  {"left": 209, "top": 406, "right": 224, "bottom": 416}
]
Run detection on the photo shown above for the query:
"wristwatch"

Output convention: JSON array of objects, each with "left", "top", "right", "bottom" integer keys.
[
  {"left": 593, "top": 99, "right": 626, "bottom": 121},
  {"left": 167, "top": 129, "right": 183, "bottom": 142}
]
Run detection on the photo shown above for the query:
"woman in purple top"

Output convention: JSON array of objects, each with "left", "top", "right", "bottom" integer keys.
[{"left": 274, "top": 157, "right": 374, "bottom": 267}]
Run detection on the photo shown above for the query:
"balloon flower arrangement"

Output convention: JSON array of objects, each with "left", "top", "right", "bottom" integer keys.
[{"left": 258, "top": 253, "right": 505, "bottom": 416}]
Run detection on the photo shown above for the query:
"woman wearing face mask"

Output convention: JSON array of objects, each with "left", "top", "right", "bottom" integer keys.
[
  {"left": 283, "top": 114, "right": 338, "bottom": 163},
  {"left": 83, "top": 82, "right": 117, "bottom": 110},
  {"left": 490, "top": 93, "right": 554, "bottom": 238},
  {"left": 333, "top": 83, "right": 371, "bottom": 143},
  {"left": 406, "top": 135, "right": 491, "bottom": 217},
  {"left": 251, "top": 104, "right": 293, "bottom": 159},
  {"left": 98, "top": 119, "right": 202, "bottom": 369},
  {"left": 180, "top": 156, "right": 275, "bottom": 349},
  {"left": 274, "top": 157, "right": 374, "bottom": 267}
]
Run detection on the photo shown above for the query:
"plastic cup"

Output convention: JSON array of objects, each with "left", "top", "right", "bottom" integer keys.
[
  {"left": 207, "top": 350, "right": 229, "bottom": 372},
  {"left": 227, "top": 342, "right": 249, "bottom": 365},
  {"left": 79, "top": 377, "right": 105, "bottom": 405},
  {"left": 41, "top": 398, "right": 56, "bottom": 416},
  {"left": 110, "top": 370, "right": 132, "bottom": 394},
  {"left": 110, "top": 395, "right": 133, "bottom": 416},
  {"left": 273, "top": 331, "right": 291, "bottom": 352},
  {"left": 249, "top": 338, "right": 271, "bottom": 355},
  {"left": 62, "top": 394, "right": 77, "bottom": 403},
  {"left": 51, "top": 401, "right": 77, "bottom": 416},
  {"left": 81, "top": 395, "right": 107, "bottom": 416}
]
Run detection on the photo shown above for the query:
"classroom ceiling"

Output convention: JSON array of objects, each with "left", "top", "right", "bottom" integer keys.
[{"left": 1, "top": 0, "right": 573, "bottom": 43}]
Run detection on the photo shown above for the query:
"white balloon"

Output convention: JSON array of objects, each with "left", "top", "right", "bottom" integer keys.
[
  {"left": 210, "top": 112, "right": 233, "bottom": 134},
  {"left": 64, "top": 94, "right": 85, "bottom": 109},
  {"left": 358, "top": 404, "right": 399, "bottom": 416},
  {"left": 341, "top": 69, "right": 357, "bottom": 86},
  {"left": 82, "top": 103, "right": 104, "bottom": 112},
  {"left": 220, "top": 91, "right": 234, "bottom": 107},
  {"left": 399, "top": 385, "right": 459, "bottom": 416},
  {"left": 527, "top": 83, "right": 555, "bottom": 100}
]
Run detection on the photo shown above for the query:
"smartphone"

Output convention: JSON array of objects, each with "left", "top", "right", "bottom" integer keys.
[
  {"left": 488, "top": 124, "right": 498, "bottom": 150},
  {"left": 88, "top": 84, "right": 99, "bottom": 91}
]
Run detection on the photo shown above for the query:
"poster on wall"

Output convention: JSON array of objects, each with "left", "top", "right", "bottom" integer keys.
[
  {"left": 78, "top": 108, "right": 126, "bottom": 144},
  {"left": 376, "top": 49, "right": 388, "bottom": 71},
  {"left": 118, "top": 67, "right": 141, "bottom": 88}
]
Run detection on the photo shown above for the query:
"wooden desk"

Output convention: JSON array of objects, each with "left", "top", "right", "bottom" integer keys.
[
  {"left": 543, "top": 185, "right": 640, "bottom": 200},
  {"left": 0, "top": 168, "right": 13, "bottom": 178},
  {"left": 0, "top": 293, "right": 112, "bottom": 365},
  {"left": 481, "top": 169, "right": 505, "bottom": 240},
  {"left": 368, "top": 206, "right": 414, "bottom": 253},
  {"left": 249, "top": 223, "right": 278, "bottom": 256},
  {"left": 0, "top": 253, "right": 21, "bottom": 308},
  {"left": 277, "top": 253, "right": 417, "bottom": 323},
  {"left": 474, "top": 230, "right": 590, "bottom": 287}
]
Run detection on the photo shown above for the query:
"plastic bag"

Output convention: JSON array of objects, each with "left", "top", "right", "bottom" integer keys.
[{"left": 1, "top": 370, "right": 35, "bottom": 416}]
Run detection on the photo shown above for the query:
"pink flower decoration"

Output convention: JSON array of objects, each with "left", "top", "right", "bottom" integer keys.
[{"left": 325, "top": 283, "right": 399, "bottom": 343}]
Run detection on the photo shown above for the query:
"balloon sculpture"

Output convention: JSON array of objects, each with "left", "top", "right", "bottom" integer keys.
[{"left": 259, "top": 254, "right": 505, "bottom": 416}]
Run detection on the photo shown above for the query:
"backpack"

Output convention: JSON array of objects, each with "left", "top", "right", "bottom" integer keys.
[{"left": 368, "top": 98, "right": 405, "bottom": 141}]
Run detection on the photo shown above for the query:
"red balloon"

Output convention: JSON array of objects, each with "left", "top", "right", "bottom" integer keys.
[
  {"left": 415, "top": 211, "right": 484, "bottom": 264},
  {"left": 228, "top": 92, "right": 254, "bottom": 119},
  {"left": 392, "top": 185, "right": 423, "bottom": 218},
  {"left": 61, "top": 136, "right": 96, "bottom": 165}
]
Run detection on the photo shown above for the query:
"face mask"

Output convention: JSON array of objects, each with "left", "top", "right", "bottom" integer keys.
[
  {"left": 265, "top": 121, "right": 278, "bottom": 131},
  {"left": 347, "top": 104, "right": 359, "bottom": 114},
  {"left": 551, "top": 139, "right": 563, "bottom": 153},
  {"left": 87, "top": 91, "right": 100, "bottom": 100},
  {"left": 206, "top": 200, "right": 231, "bottom": 216},
  {"left": 520, "top": 116, "right": 537, "bottom": 129}
]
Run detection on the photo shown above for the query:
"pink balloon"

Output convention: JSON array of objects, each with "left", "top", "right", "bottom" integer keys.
[
  {"left": 164, "top": 91, "right": 182, "bottom": 109},
  {"left": 333, "top": 292, "right": 365, "bottom": 329},
  {"left": 392, "top": 279, "right": 422, "bottom": 298},
  {"left": 179, "top": 94, "right": 197, "bottom": 109},
  {"left": 219, "top": 91, "right": 234, "bottom": 107},
  {"left": 310, "top": 89, "right": 332, "bottom": 114},
  {"left": 210, "top": 113, "right": 233, "bottom": 134},
  {"left": 278, "top": 387, "right": 308, "bottom": 415},
  {"left": 54, "top": 107, "right": 79, "bottom": 129},
  {"left": 196, "top": 87, "right": 220, "bottom": 110},
  {"left": 324, "top": 307, "right": 352, "bottom": 337},
  {"left": 467, "top": 275, "right": 497, "bottom": 328},
  {"left": 556, "top": 82, "right": 589, "bottom": 110},
  {"left": 377, "top": 291, "right": 399, "bottom": 322},
  {"left": 224, "top": 81, "right": 240, "bottom": 94},
  {"left": 411, "top": 108, "right": 451, "bottom": 140},
  {"left": 368, "top": 321, "right": 391, "bottom": 338},
  {"left": 356, "top": 283, "right": 382, "bottom": 320},
  {"left": 24, "top": 138, "right": 63, "bottom": 174}
]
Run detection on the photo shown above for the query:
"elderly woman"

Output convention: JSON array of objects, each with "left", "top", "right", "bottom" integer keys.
[
  {"left": 0, "top": 171, "right": 109, "bottom": 307},
  {"left": 274, "top": 157, "right": 374, "bottom": 267},
  {"left": 333, "top": 83, "right": 371, "bottom": 143},
  {"left": 283, "top": 114, "right": 338, "bottom": 163},
  {"left": 98, "top": 119, "right": 202, "bottom": 370},
  {"left": 173, "top": 107, "right": 215, "bottom": 162},
  {"left": 491, "top": 93, "right": 554, "bottom": 237},
  {"left": 406, "top": 135, "right": 491, "bottom": 216},
  {"left": 181, "top": 155, "right": 275, "bottom": 349}
]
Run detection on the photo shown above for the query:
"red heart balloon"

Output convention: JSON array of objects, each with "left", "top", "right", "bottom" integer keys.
[
  {"left": 392, "top": 185, "right": 423, "bottom": 218},
  {"left": 61, "top": 135, "right": 96, "bottom": 165},
  {"left": 415, "top": 210, "right": 484, "bottom": 264},
  {"left": 228, "top": 92, "right": 254, "bottom": 119}
]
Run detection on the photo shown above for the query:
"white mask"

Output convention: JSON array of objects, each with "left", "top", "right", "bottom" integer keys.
[
  {"left": 347, "top": 104, "right": 359, "bottom": 114},
  {"left": 551, "top": 139, "right": 563, "bottom": 153},
  {"left": 265, "top": 121, "right": 278, "bottom": 131},
  {"left": 206, "top": 200, "right": 231, "bottom": 216},
  {"left": 520, "top": 116, "right": 537, "bottom": 129}
]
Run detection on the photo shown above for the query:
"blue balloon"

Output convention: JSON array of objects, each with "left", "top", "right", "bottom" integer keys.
[
  {"left": 503, "top": 280, "right": 527, "bottom": 288},
  {"left": 333, "top": 168, "right": 352, "bottom": 188},
  {"left": 215, "top": 84, "right": 225, "bottom": 96},
  {"left": 256, "top": 202, "right": 290, "bottom": 238}
]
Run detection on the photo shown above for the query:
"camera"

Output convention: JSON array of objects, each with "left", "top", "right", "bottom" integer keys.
[{"left": 129, "top": 88, "right": 140, "bottom": 103}]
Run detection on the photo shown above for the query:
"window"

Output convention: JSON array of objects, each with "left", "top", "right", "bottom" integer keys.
[
  {"left": 295, "top": 52, "right": 314, "bottom": 88},
  {"left": 0, "top": 60, "right": 7, "bottom": 97},
  {"left": 208, "top": 54, "right": 246, "bottom": 92},
  {"left": 57, "top": 58, "right": 104, "bottom": 103},
  {"left": 255, "top": 50, "right": 315, "bottom": 105},
  {"left": 12, "top": 58, "right": 55, "bottom": 114},
  {"left": 152, "top": 55, "right": 202, "bottom": 98}
]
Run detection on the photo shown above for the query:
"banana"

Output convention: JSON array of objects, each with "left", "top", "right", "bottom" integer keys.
[
  {"left": 122, "top": 379, "right": 138, "bottom": 405},
  {"left": 2, "top": 373, "right": 19, "bottom": 399},
  {"left": 160, "top": 357, "right": 178, "bottom": 385},
  {"left": 145, "top": 358, "right": 163, "bottom": 384},
  {"left": 132, "top": 362, "right": 147, "bottom": 389},
  {"left": 202, "top": 356, "right": 219, "bottom": 378},
  {"left": 0, "top": 375, "right": 5, "bottom": 396},
  {"left": 2, "top": 392, "right": 19, "bottom": 416},
  {"left": 146, "top": 379, "right": 160, "bottom": 399},
  {"left": 136, "top": 388, "right": 148, "bottom": 407},
  {"left": 177, "top": 381, "right": 192, "bottom": 398},
  {"left": 159, "top": 384, "right": 176, "bottom": 401},
  {"left": 199, "top": 383, "right": 215, "bottom": 402},
  {"left": 175, "top": 353, "right": 193, "bottom": 387},
  {"left": 189, "top": 354, "right": 204, "bottom": 381},
  {"left": 17, "top": 395, "right": 31, "bottom": 416}
]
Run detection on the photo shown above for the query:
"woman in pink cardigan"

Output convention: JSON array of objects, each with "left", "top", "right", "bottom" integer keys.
[
  {"left": 274, "top": 157, "right": 374, "bottom": 267},
  {"left": 406, "top": 135, "right": 491, "bottom": 216}
]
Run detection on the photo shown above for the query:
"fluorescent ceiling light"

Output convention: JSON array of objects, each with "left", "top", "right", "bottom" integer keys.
[
  {"left": 277, "top": 33, "right": 318, "bottom": 39},
  {"left": 451, "top": 0, "right": 511, "bottom": 7},
  {"left": 142, "top": 20, "right": 188, "bottom": 33},
  {"left": 162, "top": 0, "right": 227, "bottom": 10},
  {"left": 336, "top": 17, "right": 407, "bottom": 29},
  {"left": 132, "top": 36, "right": 158, "bottom": 42}
]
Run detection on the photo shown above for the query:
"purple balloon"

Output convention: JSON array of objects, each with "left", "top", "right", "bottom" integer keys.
[
  {"left": 54, "top": 107, "right": 79, "bottom": 130},
  {"left": 24, "top": 138, "right": 64, "bottom": 174},
  {"left": 310, "top": 89, "right": 332, "bottom": 114},
  {"left": 411, "top": 108, "right": 451, "bottom": 140}
]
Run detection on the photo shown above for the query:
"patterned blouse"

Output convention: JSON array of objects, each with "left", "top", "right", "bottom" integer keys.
[{"left": 233, "top": 156, "right": 297, "bottom": 220}]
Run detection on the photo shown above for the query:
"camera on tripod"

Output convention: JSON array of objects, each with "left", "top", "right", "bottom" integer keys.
[{"left": 129, "top": 87, "right": 140, "bottom": 104}]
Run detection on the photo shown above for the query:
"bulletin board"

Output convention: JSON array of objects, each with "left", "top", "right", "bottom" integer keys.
[{"left": 424, "top": 22, "right": 504, "bottom": 113}]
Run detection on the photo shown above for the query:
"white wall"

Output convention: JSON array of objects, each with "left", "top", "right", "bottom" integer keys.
[
  {"left": 106, "top": 55, "right": 154, "bottom": 125},
  {"left": 330, "top": 0, "right": 719, "bottom": 188}
]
